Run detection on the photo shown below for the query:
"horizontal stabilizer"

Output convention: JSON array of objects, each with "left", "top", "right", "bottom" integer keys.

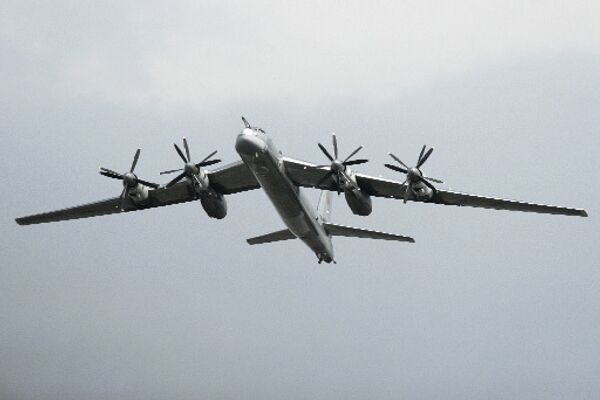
[
  {"left": 324, "top": 223, "right": 415, "bottom": 243},
  {"left": 247, "top": 229, "right": 297, "bottom": 245}
]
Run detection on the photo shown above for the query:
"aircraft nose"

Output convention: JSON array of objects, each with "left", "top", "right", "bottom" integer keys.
[{"left": 236, "top": 132, "right": 267, "bottom": 156}]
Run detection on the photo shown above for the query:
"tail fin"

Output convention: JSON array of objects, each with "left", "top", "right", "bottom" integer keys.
[
  {"left": 317, "top": 190, "right": 333, "bottom": 223},
  {"left": 323, "top": 223, "right": 415, "bottom": 243}
]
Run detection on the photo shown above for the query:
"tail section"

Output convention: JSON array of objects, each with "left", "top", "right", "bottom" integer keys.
[
  {"left": 317, "top": 190, "right": 333, "bottom": 223},
  {"left": 323, "top": 223, "right": 415, "bottom": 243}
]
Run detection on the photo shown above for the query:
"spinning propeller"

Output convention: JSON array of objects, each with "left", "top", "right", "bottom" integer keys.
[
  {"left": 160, "top": 137, "right": 221, "bottom": 188},
  {"left": 99, "top": 149, "right": 159, "bottom": 210},
  {"left": 384, "top": 145, "right": 444, "bottom": 203},
  {"left": 315, "top": 133, "right": 368, "bottom": 194}
]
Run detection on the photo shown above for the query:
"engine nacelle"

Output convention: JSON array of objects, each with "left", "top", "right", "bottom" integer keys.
[
  {"left": 410, "top": 182, "right": 435, "bottom": 201},
  {"left": 200, "top": 190, "right": 227, "bottom": 219},
  {"left": 127, "top": 184, "right": 150, "bottom": 204},
  {"left": 344, "top": 187, "right": 372, "bottom": 216}
]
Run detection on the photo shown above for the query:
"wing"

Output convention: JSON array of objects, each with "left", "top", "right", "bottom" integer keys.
[
  {"left": 283, "top": 157, "right": 414, "bottom": 196},
  {"left": 16, "top": 161, "right": 260, "bottom": 226},
  {"left": 283, "top": 158, "right": 340, "bottom": 191},
  {"left": 207, "top": 160, "right": 259, "bottom": 194},
  {"left": 429, "top": 189, "right": 588, "bottom": 216},
  {"left": 282, "top": 158, "right": 588, "bottom": 217},
  {"left": 15, "top": 182, "right": 198, "bottom": 225}
]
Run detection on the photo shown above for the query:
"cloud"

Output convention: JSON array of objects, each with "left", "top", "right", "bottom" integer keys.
[{"left": 3, "top": 1, "right": 600, "bottom": 109}]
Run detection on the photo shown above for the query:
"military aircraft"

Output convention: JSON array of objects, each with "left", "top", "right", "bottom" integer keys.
[{"left": 16, "top": 117, "right": 588, "bottom": 263}]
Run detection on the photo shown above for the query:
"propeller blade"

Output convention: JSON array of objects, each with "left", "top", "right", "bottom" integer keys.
[
  {"left": 388, "top": 153, "right": 409, "bottom": 169},
  {"left": 336, "top": 171, "right": 342, "bottom": 195},
  {"left": 100, "top": 167, "right": 122, "bottom": 176},
  {"left": 318, "top": 143, "right": 334, "bottom": 161},
  {"left": 316, "top": 171, "right": 334, "bottom": 187},
  {"left": 174, "top": 143, "right": 188, "bottom": 163},
  {"left": 332, "top": 133, "right": 339, "bottom": 159},
  {"left": 343, "top": 146, "right": 363, "bottom": 163},
  {"left": 183, "top": 137, "right": 191, "bottom": 161},
  {"left": 166, "top": 172, "right": 187, "bottom": 188},
  {"left": 417, "top": 147, "right": 434, "bottom": 168},
  {"left": 99, "top": 170, "right": 124, "bottom": 180},
  {"left": 160, "top": 168, "right": 183, "bottom": 175},
  {"left": 343, "top": 158, "right": 368, "bottom": 166},
  {"left": 200, "top": 150, "right": 218, "bottom": 164},
  {"left": 423, "top": 176, "right": 444, "bottom": 184},
  {"left": 119, "top": 186, "right": 128, "bottom": 210},
  {"left": 242, "top": 116, "right": 251, "bottom": 128},
  {"left": 196, "top": 159, "right": 221, "bottom": 168},
  {"left": 193, "top": 175, "right": 203, "bottom": 187},
  {"left": 137, "top": 179, "right": 160, "bottom": 189},
  {"left": 130, "top": 149, "right": 141, "bottom": 172},
  {"left": 403, "top": 182, "right": 411, "bottom": 204},
  {"left": 417, "top": 145, "right": 426, "bottom": 166},
  {"left": 384, "top": 163, "right": 408, "bottom": 174}
]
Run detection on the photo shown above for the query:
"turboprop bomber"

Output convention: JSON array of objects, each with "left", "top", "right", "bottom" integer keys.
[{"left": 16, "top": 117, "right": 588, "bottom": 263}]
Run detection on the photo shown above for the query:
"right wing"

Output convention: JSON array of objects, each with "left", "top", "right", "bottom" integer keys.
[
  {"left": 282, "top": 157, "right": 588, "bottom": 217},
  {"left": 16, "top": 197, "right": 122, "bottom": 225},
  {"left": 16, "top": 161, "right": 260, "bottom": 225},
  {"left": 15, "top": 182, "right": 197, "bottom": 225},
  {"left": 207, "top": 160, "right": 260, "bottom": 194}
]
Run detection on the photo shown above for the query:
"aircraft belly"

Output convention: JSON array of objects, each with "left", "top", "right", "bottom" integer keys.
[{"left": 241, "top": 153, "right": 317, "bottom": 237}]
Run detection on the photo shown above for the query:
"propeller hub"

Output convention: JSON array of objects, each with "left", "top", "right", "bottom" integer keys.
[
  {"left": 123, "top": 172, "right": 137, "bottom": 187},
  {"left": 331, "top": 159, "right": 344, "bottom": 172},
  {"left": 184, "top": 162, "right": 198, "bottom": 176},
  {"left": 407, "top": 167, "right": 422, "bottom": 182}
]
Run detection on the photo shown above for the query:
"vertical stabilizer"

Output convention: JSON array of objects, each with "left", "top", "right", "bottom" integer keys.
[{"left": 317, "top": 190, "right": 333, "bottom": 223}]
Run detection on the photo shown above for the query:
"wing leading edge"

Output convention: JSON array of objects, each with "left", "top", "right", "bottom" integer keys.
[{"left": 282, "top": 158, "right": 588, "bottom": 217}]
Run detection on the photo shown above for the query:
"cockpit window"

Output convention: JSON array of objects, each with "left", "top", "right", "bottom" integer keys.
[{"left": 240, "top": 127, "right": 265, "bottom": 136}]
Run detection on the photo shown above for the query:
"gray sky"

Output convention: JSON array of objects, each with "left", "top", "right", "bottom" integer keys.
[{"left": 1, "top": 1, "right": 599, "bottom": 399}]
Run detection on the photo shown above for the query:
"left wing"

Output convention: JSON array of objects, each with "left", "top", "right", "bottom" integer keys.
[
  {"left": 283, "top": 158, "right": 588, "bottom": 217},
  {"left": 16, "top": 161, "right": 260, "bottom": 225}
]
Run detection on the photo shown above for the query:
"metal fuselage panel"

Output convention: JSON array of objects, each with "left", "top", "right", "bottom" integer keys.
[{"left": 235, "top": 128, "right": 334, "bottom": 262}]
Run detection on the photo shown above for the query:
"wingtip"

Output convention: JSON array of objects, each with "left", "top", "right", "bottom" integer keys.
[{"left": 580, "top": 210, "right": 589, "bottom": 217}]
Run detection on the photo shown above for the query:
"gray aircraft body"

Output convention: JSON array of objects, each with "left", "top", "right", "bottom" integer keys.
[
  {"left": 16, "top": 117, "right": 587, "bottom": 263},
  {"left": 236, "top": 124, "right": 335, "bottom": 262}
]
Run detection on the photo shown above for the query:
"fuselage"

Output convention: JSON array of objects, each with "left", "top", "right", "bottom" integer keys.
[{"left": 235, "top": 127, "right": 335, "bottom": 263}]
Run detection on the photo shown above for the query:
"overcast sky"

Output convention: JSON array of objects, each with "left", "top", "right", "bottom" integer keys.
[{"left": 1, "top": 1, "right": 599, "bottom": 399}]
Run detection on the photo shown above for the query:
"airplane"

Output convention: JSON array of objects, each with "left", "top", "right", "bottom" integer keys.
[{"left": 15, "top": 117, "right": 588, "bottom": 263}]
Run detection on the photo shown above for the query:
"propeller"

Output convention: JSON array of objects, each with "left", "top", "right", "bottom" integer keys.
[
  {"left": 99, "top": 149, "right": 159, "bottom": 210},
  {"left": 384, "top": 145, "right": 444, "bottom": 203},
  {"left": 315, "top": 133, "right": 368, "bottom": 194},
  {"left": 159, "top": 137, "right": 221, "bottom": 188}
]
